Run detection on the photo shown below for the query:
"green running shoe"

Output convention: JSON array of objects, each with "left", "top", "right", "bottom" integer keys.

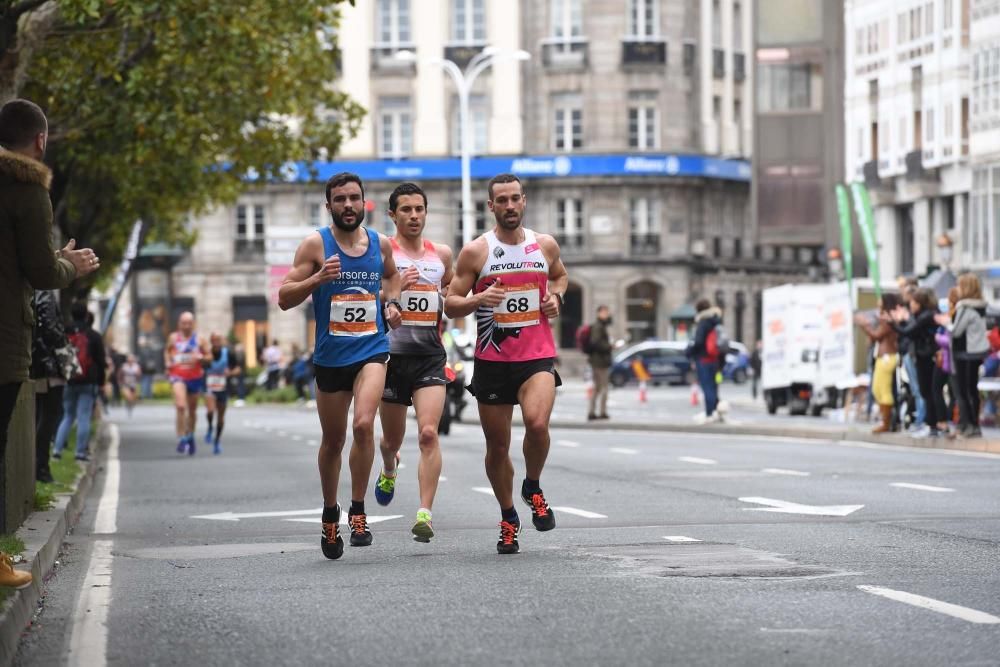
[
  {"left": 374, "top": 471, "right": 396, "bottom": 506},
  {"left": 411, "top": 510, "right": 434, "bottom": 542}
]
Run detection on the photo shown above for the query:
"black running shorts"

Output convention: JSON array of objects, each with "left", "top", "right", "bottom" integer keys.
[
  {"left": 314, "top": 354, "right": 389, "bottom": 394},
  {"left": 382, "top": 353, "right": 448, "bottom": 406},
  {"left": 468, "top": 358, "right": 561, "bottom": 405}
]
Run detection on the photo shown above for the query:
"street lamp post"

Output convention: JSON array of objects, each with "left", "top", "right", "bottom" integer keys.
[{"left": 395, "top": 47, "right": 530, "bottom": 341}]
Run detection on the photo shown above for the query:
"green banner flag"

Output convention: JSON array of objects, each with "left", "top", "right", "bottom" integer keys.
[
  {"left": 834, "top": 184, "right": 854, "bottom": 291},
  {"left": 849, "top": 181, "right": 881, "bottom": 298}
]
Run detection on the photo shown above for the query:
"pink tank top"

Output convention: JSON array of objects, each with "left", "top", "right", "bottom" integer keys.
[{"left": 473, "top": 229, "right": 556, "bottom": 362}]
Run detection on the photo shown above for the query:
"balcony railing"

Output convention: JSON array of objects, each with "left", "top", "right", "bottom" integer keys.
[
  {"left": 554, "top": 233, "right": 588, "bottom": 254},
  {"left": 234, "top": 239, "right": 265, "bottom": 262},
  {"left": 630, "top": 234, "right": 661, "bottom": 256},
  {"left": 542, "top": 38, "right": 588, "bottom": 68},
  {"left": 444, "top": 42, "right": 487, "bottom": 70},
  {"left": 370, "top": 44, "right": 416, "bottom": 72},
  {"left": 621, "top": 38, "right": 667, "bottom": 66}
]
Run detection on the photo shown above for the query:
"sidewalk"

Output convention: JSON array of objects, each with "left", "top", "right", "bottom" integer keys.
[{"left": 0, "top": 422, "right": 110, "bottom": 666}]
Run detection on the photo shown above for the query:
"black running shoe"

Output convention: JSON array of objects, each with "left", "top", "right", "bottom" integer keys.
[
  {"left": 496, "top": 519, "right": 520, "bottom": 554},
  {"left": 321, "top": 508, "right": 344, "bottom": 560},
  {"left": 348, "top": 511, "right": 373, "bottom": 547},
  {"left": 521, "top": 489, "right": 556, "bottom": 531}
]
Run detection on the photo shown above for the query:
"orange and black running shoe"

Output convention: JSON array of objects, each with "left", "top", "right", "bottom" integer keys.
[
  {"left": 321, "top": 507, "right": 344, "bottom": 560},
  {"left": 521, "top": 489, "right": 556, "bottom": 531},
  {"left": 348, "top": 511, "right": 373, "bottom": 547},
  {"left": 496, "top": 519, "right": 521, "bottom": 554}
]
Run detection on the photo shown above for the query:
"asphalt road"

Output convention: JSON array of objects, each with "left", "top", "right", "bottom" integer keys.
[{"left": 14, "top": 401, "right": 1000, "bottom": 666}]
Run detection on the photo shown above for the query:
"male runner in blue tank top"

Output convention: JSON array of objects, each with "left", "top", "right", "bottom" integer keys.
[{"left": 279, "top": 172, "right": 403, "bottom": 560}]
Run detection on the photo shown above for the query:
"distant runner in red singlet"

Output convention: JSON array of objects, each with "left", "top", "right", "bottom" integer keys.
[{"left": 445, "top": 173, "right": 569, "bottom": 555}]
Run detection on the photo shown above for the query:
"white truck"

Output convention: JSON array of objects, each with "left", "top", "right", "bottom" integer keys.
[{"left": 761, "top": 283, "right": 854, "bottom": 416}]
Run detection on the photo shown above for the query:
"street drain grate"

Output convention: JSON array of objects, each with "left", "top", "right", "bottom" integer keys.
[{"left": 584, "top": 543, "right": 841, "bottom": 579}]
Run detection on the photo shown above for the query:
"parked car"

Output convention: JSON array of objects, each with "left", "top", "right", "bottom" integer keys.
[
  {"left": 610, "top": 341, "right": 691, "bottom": 387},
  {"left": 723, "top": 341, "right": 750, "bottom": 383}
]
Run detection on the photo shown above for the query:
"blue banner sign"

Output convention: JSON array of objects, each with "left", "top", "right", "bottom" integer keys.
[{"left": 279, "top": 153, "right": 751, "bottom": 184}]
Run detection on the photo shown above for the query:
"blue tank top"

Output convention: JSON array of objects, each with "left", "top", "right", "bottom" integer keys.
[
  {"left": 312, "top": 227, "right": 389, "bottom": 368},
  {"left": 207, "top": 347, "right": 229, "bottom": 375}
]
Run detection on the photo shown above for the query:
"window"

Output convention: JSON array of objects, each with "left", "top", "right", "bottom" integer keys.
[
  {"left": 553, "top": 94, "right": 583, "bottom": 151},
  {"left": 451, "top": 94, "right": 488, "bottom": 155},
  {"left": 757, "top": 62, "right": 823, "bottom": 112},
  {"left": 627, "top": 0, "right": 658, "bottom": 39},
  {"left": 452, "top": 0, "right": 486, "bottom": 43},
  {"left": 712, "top": 0, "right": 722, "bottom": 46},
  {"left": 309, "top": 202, "right": 324, "bottom": 228},
  {"left": 899, "top": 116, "right": 907, "bottom": 152},
  {"left": 379, "top": 97, "right": 412, "bottom": 158},
  {"left": 630, "top": 199, "right": 660, "bottom": 255},
  {"left": 944, "top": 0, "right": 953, "bottom": 29},
  {"left": 235, "top": 204, "right": 265, "bottom": 258},
  {"left": 376, "top": 0, "right": 411, "bottom": 47},
  {"left": 926, "top": 107, "right": 935, "bottom": 142},
  {"left": 551, "top": 0, "right": 583, "bottom": 39},
  {"left": 556, "top": 199, "right": 584, "bottom": 249},
  {"left": 734, "top": 238, "right": 743, "bottom": 258},
  {"left": 857, "top": 126, "right": 864, "bottom": 159},
  {"left": 898, "top": 13, "right": 908, "bottom": 43},
  {"left": 628, "top": 91, "right": 659, "bottom": 150},
  {"left": 926, "top": 2, "right": 934, "bottom": 34},
  {"left": 454, "top": 201, "right": 489, "bottom": 247}
]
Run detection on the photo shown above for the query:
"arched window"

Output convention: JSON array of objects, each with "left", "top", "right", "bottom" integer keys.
[{"left": 558, "top": 282, "right": 584, "bottom": 349}]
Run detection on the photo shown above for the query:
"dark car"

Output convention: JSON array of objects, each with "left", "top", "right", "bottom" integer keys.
[{"left": 610, "top": 342, "right": 691, "bottom": 387}]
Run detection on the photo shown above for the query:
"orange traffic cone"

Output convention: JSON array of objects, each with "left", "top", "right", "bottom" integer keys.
[
  {"left": 638, "top": 381, "right": 648, "bottom": 403},
  {"left": 690, "top": 384, "right": 700, "bottom": 406}
]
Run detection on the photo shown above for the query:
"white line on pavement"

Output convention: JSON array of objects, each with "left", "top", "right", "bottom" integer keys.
[
  {"left": 663, "top": 536, "right": 702, "bottom": 542},
  {"left": 889, "top": 482, "right": 956, "bottom": 493},
  {"left": 551, "top": 506, "right": 607, "bottom": 519},
  {"left": 611, "top": 447, "right": 639, "bottom": 455},
  {"left": 286, "top": 515, "right": 404, "bottom": 525},
  {"left": 307, "top": 440, "right": 319, "bottom": 446},
  {"left": 68, "top": 423, "right": 120, "bottom": 667},
  {"left": 557, "top": 439, "right": 580, "bottom": 448},
  {"left": 94, "top": 425, "right": 120, "bottom": 535},
  {"left": 679, "top": 456, "right": 718, "bottom": 465},
  {"left": 857, "top": 586, "right": 1000, "bottom": 624},
  {"left": 739, "top": 497, "right": 864, "bottom": 517},
  {"left": 472, "top": 487, "right": 494, "bottom": 495},
  {"left": 439, "top": 476, "right": 448, "bottom": 482},
  {"left": 278, "top": 431, "right": 288, "bottom": 437},
  {"left": 291, "top": 435, "right": 303, "bottom": 442},
  {"left": 762, "top": 468, "right": 811, "bottom": 477}
]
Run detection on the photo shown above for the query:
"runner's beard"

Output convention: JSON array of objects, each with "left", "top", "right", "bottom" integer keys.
[
  {"left": 497, "top": 211, "right": 522, "bottom": 230},
  {"left": 330, "top": 208, "right": 365, "bottom": 232}
]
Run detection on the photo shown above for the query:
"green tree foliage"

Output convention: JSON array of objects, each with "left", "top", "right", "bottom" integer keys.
[{"left": 14, "top": 0, "right": 363, "bottom": 289}]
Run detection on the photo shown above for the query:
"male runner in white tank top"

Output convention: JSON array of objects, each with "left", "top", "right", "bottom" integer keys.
[
  {"left": 374, "top": 183, "right": 454, "bottom": 542},
  {"left": 445, "top": 173, "right": 569, "bottom": 554}
]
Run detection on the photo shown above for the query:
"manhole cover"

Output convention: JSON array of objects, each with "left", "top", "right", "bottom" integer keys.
[{"left": 584, "top": 543, "right": 843, "bottom": 579}]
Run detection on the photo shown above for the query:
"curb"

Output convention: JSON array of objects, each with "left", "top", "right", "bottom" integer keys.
[{"left": 0, "top": 420, "right": 110, "bottom": 666}]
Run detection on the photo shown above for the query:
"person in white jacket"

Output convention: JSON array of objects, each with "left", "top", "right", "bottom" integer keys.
[{"left": 941, "top": 273, "right": 990, "bottom": 437}]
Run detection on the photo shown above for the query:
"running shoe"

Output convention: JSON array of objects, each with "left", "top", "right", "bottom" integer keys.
[
  {"left": 496, "top": 519, "right": 520, "bottom": 554},
  {"left": 521, "top": 489, "right": 556, "bottom": 531},
  {"left": 411, "top": 510, "right": 434, "bottom": 542},
  {"left": 176, "top": 438, "right": 187, "bottom": 454},
  {"left": 374, "top": 471, "right": 396, "bottom": 506},
  {"left": 213, "top": 437, "right": 222, "bottom": 456},
  {"left": 321, "top": 505, "right": 344, "bottom": 560},
  {"left": 204, "top": 430, "right": 213, "bottom": 444},
  {"left": 348, "top": 511, "right": 373, "bottom": 547},
  {"left": 187, "top": 435, "right": 196, "bottom": 456}
]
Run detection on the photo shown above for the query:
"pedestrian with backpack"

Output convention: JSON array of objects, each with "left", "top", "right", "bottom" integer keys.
[
  {"left": 689, "top": 299, "right": 725, "bottom": 423},
  {"left": 53, "top": 302, "right": 107, "bottom": 461},
  {"left": 583, "top": 305, "right": 613, "bottom": 421}
]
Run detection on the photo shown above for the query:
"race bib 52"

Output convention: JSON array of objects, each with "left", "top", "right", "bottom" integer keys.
[{"left": 330, "top": 294, "right": 378, "bottom": 337}]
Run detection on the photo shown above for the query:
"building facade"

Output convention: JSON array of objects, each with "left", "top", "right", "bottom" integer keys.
[
  {"left": 969, "top": 0, "right": 1000, "bottom": 299},
  {"left": 111, "top": 0, "right": 818, "bottom": 367},
  {"left": 845, "top": 0, "right": 972, "bottom": 282}
]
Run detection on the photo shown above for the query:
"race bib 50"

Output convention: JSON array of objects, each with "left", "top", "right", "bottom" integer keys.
[{"left": 401, "top": 284, "right": 440, "bottom": 327}]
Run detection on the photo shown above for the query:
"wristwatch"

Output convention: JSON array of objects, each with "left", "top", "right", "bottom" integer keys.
[
  {"left": 552, "top": 292, "right": 565, "bottom": 306},
  {"left": 385, "top": 299, "right": 402, "bottom": 314}
]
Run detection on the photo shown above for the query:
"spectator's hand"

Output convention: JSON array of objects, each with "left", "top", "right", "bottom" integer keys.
[
  {"left": 401, "top": 266, "right": 420, "bottom": 292},
  {"left": 541, "top": 292, "right": 560, "bottom": 319},
  {"left": 62, "top": 239, "right": 100, "bottom": 277}
]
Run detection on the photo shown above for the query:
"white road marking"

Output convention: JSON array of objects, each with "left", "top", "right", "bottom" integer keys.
[
  {"left": 739, "top": 497, "right": 864, "bottom": 517},
  {"left": 890, "top": 482, "right": 955, "bottom": 493},
  {"left": 551, "top": 506, "right": 607, "bottom": 519},
  {"left": 439, "top": 476, "right": 448, "bottom": 482},
  {"left": 398, "top": 463, "right": 407, "bottom": 470},
  {"left": 663, "top": 536, "right": 702, "bottom": 542},
  {"left": 278, "top": 431, "right": 288, "bottom": 437},
  {"left": 472, "top": 486, "right": 494, "bottom": 495},
  {"left": 68, "top": 424, "right": 120, "bottom": 667},
  {"left": 611, "top": 447, "right": 639, "bottom": 455},
  {"left": 557, "top": 439, "right": 580, "bottom": 448},
  {"left": 93, "top": 425, "right": 120, "bottom": 535},
  {"left": 307, "top": 440, "right": 319, "bottom": 447},
  {"left": 286, "top": 515, "right": 404, "bottom": 525},
  {"left": 291, "top": 435, "right": 303, "bottom": 442},
  {"left": 192, "top": 508, "right": 322, "bottom": 522},
  {"left": 679, "top": 456, "right": 718, "bottom": 465},
  {"left": 857, "top": 586, "right": 1000, "bottom": 624},
  {"left": 762, "top": 468, "right": 811, "bottom": 477}
]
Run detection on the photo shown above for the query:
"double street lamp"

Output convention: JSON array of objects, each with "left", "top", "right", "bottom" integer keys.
[{"left": 394, "top": 46, "right": 530, "bottom": 247}]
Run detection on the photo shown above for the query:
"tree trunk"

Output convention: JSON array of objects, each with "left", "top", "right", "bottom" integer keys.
[{"left": 0, "top": 1, "right": 59, "bottom": 104}]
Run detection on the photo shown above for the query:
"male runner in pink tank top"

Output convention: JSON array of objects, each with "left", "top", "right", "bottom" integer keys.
[{"left": 445, "top": 173, "right": 569, "bottom": 554}]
